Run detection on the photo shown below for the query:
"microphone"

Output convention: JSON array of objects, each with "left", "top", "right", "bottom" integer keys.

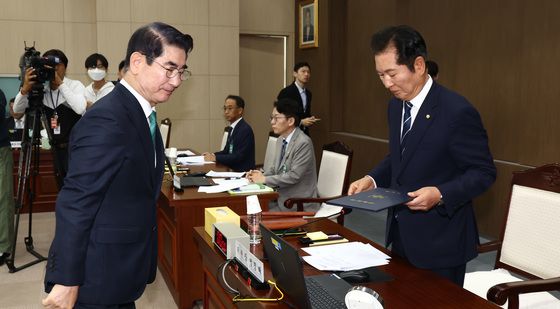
[
  {"left": 164, "top": 155, "right": 183, "bottom": 192},
  {"left": 279, "top": 209, "right": 345, "bottom": 238}
]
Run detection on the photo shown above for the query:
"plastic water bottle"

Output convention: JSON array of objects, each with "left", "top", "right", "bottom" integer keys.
[
  {"left": 247, "top": 211, "right": 262, "bottom": 245},
  {"left": 246, "top": 195, "right": 262, "bottom": 244}
]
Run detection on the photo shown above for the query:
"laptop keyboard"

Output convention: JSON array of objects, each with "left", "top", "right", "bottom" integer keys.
[{"left": 305, "top": 277, "right": 347, "bottom": 309}]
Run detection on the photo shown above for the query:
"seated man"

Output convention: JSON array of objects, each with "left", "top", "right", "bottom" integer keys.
[
  {"left": 7, "top": 98, "right": 25, "bottom": 142},
  {"left": 203, "top": 95, "right": 255, "bottom": 172},
  {"left": 247, "top": 98, "right": 318, "bottom": 211}
]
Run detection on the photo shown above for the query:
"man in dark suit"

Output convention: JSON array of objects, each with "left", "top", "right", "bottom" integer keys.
[
  {"left": 42, "top": 22, "right": 193, "bottom": 308},
  {"left": 203, "top": 95, "right": 255, "bottom": 172},
  {"left": 6, "top": 98, "right": 25, "bottom": 142},
  {"left": 348, "top": 25, "right": 496, "bottom": 286},
  {"left": 277, "top": 62, "right": 319, "bottom": 135}
]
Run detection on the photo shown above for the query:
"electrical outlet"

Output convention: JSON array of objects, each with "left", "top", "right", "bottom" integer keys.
[{"left": 235, "top": 241, "right": 264, "bottom": 283}]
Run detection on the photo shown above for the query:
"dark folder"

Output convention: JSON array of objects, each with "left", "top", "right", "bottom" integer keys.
[
  {"left": 179, "top": 176, "right": 215, "bottom": 187},
  {"left": 327, "top": 187, "right": 411, "bottom": 212}
]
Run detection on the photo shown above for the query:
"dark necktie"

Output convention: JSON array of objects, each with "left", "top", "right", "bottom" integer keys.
[
  {"left": 401, "top": 101, "right": 413, "bottom": 154},
  {"left": 278, "top": 139, "right": 287, "bottom": 169},
  {"left": 149, "top": 111, "right": 157, "bottom": 145}
]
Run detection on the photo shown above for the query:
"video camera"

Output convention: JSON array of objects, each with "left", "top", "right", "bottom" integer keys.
[{"left": 19, "top": 42, "right": 60, "bottom": 84}]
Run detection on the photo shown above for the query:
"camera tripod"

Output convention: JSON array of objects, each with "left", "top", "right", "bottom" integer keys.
[{"left": 5, "top": 88, "right": 64, "bottom": 273}]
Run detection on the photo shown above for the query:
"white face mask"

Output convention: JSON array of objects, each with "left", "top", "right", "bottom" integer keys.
[{"left": 88, "top": 68, "right": 106, "bottom": 81}]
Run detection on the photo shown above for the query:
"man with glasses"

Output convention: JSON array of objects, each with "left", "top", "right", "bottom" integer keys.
[
  {"left": 42, "top": 22, "right": 193, "bottom": 309},
  {"left": 203, "top": 95, "right": 255, "bottom": 172},
  {"left": 247, "top": 98, "right": 318, "bottom": 211}
]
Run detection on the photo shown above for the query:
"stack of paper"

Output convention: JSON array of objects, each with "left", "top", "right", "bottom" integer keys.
[
  {"left": 198, "top": 178, "right": 249, "bottom": 193},
  {"left": 301, "top": 242, "right": 390, "bottom": 271},
  {"left": 176, "top": 155, "right": 213, "bottom": 165},
  {"left": 206, "top": 170, "right": 246, "bottom": 178}
]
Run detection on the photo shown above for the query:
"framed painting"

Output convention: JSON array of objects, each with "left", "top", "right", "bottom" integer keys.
[{"left": 299, "top": 0, "right": 318, "bottom": 48}]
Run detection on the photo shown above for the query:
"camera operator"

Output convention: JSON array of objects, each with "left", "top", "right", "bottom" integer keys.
[{"left": 14, "top": 49, "right": 86, "bottom": 177}]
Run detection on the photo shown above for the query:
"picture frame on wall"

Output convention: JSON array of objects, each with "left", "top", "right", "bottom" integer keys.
[{"left": 299, "top": 0, "right": 318, "bottom": 48}]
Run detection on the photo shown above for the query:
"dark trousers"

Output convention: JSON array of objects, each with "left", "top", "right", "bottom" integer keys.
[
  {"left": 390, "top": 219, "right": 467, "bottom": 287},
  {"left": 74, "top": 302, "right": 135, "bottom": 309}
]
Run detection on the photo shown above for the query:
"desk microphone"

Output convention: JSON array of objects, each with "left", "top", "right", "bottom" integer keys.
[{"left": 279, "top": 209, "right": 345, "bottom": 238}]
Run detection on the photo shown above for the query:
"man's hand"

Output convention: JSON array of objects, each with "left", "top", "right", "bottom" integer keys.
[
  {"left": 405, "top": 186, "right": 442, "bottom": 211},
  {"left": 20, "top": 67, "right": 37, "bottom": 95},
  {"left": 246, "top": 170, "right": 265, "bottom": 184},
  {"left": 202, "top": 152, "right": 216, "bottom": 162},
  {"left": 300, "top": 116, "right": 320, "bottom": 127},
  {"left": 42, "top": 284, "right": 79, "bottom": 309},
  {"left": 348, "top": 176, "right": 375, "bottom": 195}
]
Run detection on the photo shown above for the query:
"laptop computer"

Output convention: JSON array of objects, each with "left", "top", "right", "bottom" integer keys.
[{"left": 260, "top": 224, "right": 352, "bottom": 309}]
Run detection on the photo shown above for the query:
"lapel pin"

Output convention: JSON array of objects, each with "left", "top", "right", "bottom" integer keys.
[{"left": 426, "top": 114, "right": 431, "bottom": 119}]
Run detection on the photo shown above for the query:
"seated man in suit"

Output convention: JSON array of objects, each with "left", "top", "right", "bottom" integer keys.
[
  {"left": 247, "top": 98, "right": 318, "bottom": 211},
  {"left": 7, "top": 98, "right": 25, "bottom": 142},
  {"left": 203, "top": 95, "right": 255, "bottom": 172}
]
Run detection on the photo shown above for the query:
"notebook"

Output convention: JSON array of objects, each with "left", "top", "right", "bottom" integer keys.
[{"left": 261, "top": 224, "right": 351, "bottom": 309}]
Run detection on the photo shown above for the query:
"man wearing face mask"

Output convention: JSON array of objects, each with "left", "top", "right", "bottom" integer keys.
[
  {"left": 84, "top": 53, "right": 115, "bottom": 109},
  {"left": 14, "top": 49, "right": 86, "bottom": 178}
]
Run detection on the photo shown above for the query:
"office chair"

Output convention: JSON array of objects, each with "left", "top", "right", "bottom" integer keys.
[
  {"left": 284, "top": 141, "right": 353, "bottom": 225},
  {"left": 464, "top": 163, "right": 560, "bottom": 309},
  {"left": 220, "top": 126, "right": 230, "bottom": 151},
  {"left": 256, "top": 131, "right": 279, "bottom": 171},
  {"left": 159, "top": 118, "right": 172, "bottom": 148}
]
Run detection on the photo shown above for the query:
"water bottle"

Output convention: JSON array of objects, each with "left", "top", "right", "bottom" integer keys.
[
  {"left": 247, "top": 211, "right": 262, "bottom": 245},
  {"left": 246, "top": 195, "right": 262, "bottom": 244}
]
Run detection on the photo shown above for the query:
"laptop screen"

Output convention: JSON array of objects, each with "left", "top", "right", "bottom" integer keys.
[{"left": 260, "top": 223, "right": 312, "bottom": 309}]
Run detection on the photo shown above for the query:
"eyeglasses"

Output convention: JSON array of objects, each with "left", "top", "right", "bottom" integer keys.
[
  {"left": 269, "top": 115, "right": 287, "bottom": 122},
  {"left": 147, "top": 57, "right": 191, "bottom": 81}
]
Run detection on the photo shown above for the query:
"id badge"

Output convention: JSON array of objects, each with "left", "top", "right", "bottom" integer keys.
[{"left": 51, "top": 114, "right": 61, "bottom": 135}]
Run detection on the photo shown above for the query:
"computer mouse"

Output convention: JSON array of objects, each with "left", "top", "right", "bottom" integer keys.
[{"left": 338, "top": 270, "right": 370, "bottom": 283}]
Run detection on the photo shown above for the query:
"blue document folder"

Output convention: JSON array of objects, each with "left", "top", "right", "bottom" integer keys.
[{"left": 327, "top": 187, "right": 411, "bottom": 212}]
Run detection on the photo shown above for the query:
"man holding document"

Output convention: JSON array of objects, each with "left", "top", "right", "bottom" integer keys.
[{"left": 348, "top": 25, "right": 496, "bottom": 286}]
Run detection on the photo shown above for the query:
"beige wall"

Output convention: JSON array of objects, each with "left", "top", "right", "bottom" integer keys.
[{"left": 0, "top": 0, "right": 241, "bottom": 152}]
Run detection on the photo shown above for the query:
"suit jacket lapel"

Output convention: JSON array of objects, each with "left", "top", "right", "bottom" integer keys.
[
  {"left": 117, "top": 84, "right": 156, "bottom": 180},
  {"left": 396, "top": 83, "right": 439, "bottom": 178}
]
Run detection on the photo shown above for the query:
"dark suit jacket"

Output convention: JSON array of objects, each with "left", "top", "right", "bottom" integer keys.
[
  {"left": 215, "top": 118, "right": 255, "bottom": 172},
  {"left": 277, "top": 82, "right": 312, "bottom": 134},
  {"left": 44, "top": 83, "right": 164, "bottom": 305},
  {"left": 369, "top": 82, "right": 496, "bottom": 269}
]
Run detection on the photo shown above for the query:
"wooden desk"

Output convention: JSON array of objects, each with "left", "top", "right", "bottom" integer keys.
[
  {"left": 194, "top": 220, "right": 499, "bottom": 309},
  {"left": 157, "top": 164, "right": 279, "bottom": 309},
  {"left": 12, "top": 148, "right": 58, "bottom": 213}
]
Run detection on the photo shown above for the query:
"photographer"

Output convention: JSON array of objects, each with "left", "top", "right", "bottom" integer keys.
[{"left": 14, "top": 49, "right": 86, "bottom": 177}]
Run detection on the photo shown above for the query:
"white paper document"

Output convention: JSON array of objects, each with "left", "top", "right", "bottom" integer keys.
[
  {"left": 177, "top": 150, "right": 196, "bottom": 156},
  {"left": 206, "top": 170, "right": 246, "bottom": 178},
  {"left": 301, "top": 242, "right": 391, "bottom": 271},
  {"left": 176, "top": 155, "right": 213, "bottom": 165},
  {"left": 198, "top": 178, "right": 249, "bottom": 193},
  {"left": 313, "top": 203, "right": 343, "bottom": 218}
]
